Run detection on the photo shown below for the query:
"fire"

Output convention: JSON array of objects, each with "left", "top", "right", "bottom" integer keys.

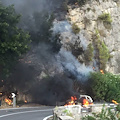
[
  {"left": 82, "top": 99, "right": 93, "bottom": 107},
  {"left": 5, "top": 98, "right": 12, "bottom": 105},
  {"left": 100, "top": 69, "right": 104, "bottom": 74},
  {"left": 24, "top": 100, "right": 28, "bottom": 103},
  {"left": 83, "top": 99, "right": 89, "bottom": 106},
  {"left": 65, "top": 96, "right": 77, "bottom": 106},
  {"left": 112, "top": 100, "right": 118, "bottom": 105}
]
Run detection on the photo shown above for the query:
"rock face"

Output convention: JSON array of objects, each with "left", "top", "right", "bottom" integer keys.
[{"left": 54, "top": 0, "right": 120, "bottom": 74}]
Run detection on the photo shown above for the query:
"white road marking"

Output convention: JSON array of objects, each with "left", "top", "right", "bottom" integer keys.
[
  {"left": 43, "top": 115, "right": 53, "bottom": 120},
  {"left": 0, "top": 107, "right": 42, "bottom": 111},
  {"left": 0, "top": 109, "right": 53, "bottom": 118}
]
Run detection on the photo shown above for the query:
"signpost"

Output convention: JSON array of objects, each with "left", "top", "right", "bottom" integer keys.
[{"left": 12, "top": 93, "right": 16, "bottom": 107}]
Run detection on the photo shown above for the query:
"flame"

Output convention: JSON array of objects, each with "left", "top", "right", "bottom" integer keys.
[
  {"left": 83, "top": 99, "right": 89, "bottom": 106},
  {"left": 100, "top": 70, "right": 104, "bottom": 74},
  {"left": 5, "top": 98, "right": 12, "bottom": 105},
  {"left": 82, "top": 99, "right": 93, "bottom": 107},
  {"left": 112, "top": 100, "right": 118, "bottom": 105},
  {"left": 24, "top": 100, "right": 27, "bottom": 103},
  {"left": 65, "top": 96, "right": 77, "bottom": 106}
]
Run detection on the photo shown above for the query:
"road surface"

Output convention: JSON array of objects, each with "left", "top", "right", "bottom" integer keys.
[{"left": 0, "top": 106, "right": 54, "bottom": 120}]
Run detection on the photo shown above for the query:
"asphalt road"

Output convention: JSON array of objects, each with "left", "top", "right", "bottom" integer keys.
[{"left": 0, "top": 106, "right": 54, "bottom": 120}]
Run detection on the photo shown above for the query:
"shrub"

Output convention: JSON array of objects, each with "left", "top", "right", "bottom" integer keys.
[
  {"left": 92, "top": 30, "right": 110, "bottom": 70},
  {"left": 99, "top": 41, "right": 110, "bottom": 69},
  {"left": 98, "top": 13, "right": 112, "bottom": 29},
  {"left": 84, "top": 43, "right": 94, "bottom": 62},
  {"left": 88, "top": 72, "right": 120, "bottom": 102},
  {"left": 72, "top": 23, "right": 80, "bottom": 34},
  {"left": 98, "top": 13, "right": 112, "bottom": 24}
]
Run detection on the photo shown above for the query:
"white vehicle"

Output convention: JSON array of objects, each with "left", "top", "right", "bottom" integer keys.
[{"left": 79, "top": 95, "right": 93, "bottom": 103}]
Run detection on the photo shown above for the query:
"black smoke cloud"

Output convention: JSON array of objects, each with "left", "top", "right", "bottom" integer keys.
[
  {"left": 30, "top": 74, "right": 75, "bottom": 105},
  {"left": 1, "top": 0, "right": 80, "bottom": 105},
  {"left": 8, "top": 43, "right": 77, "bottom": 105}
]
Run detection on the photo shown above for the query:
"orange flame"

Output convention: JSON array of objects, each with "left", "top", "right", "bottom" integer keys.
[
  {"left": 100, "top": 70, "right": 104, "bottom": 74},
  {"left": 65, "top": 96, "right": 77, "bottom": 106},
  {"left": 83, "top": 99, "right": 89, "bottom": 106},
  {"left": 24, "top": 100, "right": 27, "bottom": 103},
  {"left": 5, "top": 98, "right": 12, "bottom": 105},
  {"left": 82, "top": 99, "right": 93, "bottom": 107},
  {"left": 112, "top": 100, "right": 118, "bottom": 105}
]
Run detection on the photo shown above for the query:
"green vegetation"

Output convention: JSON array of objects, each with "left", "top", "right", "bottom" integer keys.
[
  {"left": 88, "top": 72, "right": 120, "bottom": 103},
  {"left": 117, "top": 104, "right": 120, "bottom": 111},
  {"left": 72, "top": 23, "right": 80, "bottom": 34},
  {"left": 98, "top": 40, "right": 110, "bottom": 69},
  {"left": 93, "top": 30, "right": 110, "bottom": 70},
  {"left": 85, "top": 43, "right": 94, "bottom": 62},
  {"left": 82, "top": 115, "right": 96, "bottom": 120},
  {"left": 98, "top": 13, "right": 112, "bottom": 24},
  {"left": 63, "top": 109, "right": 73, "bottom": 117},
  {"left": 82, "top": 104, "right": 120, "bottom": 120},
  {"left": 98, "top": 13, "right": 112, "bottom": 29},
  {"left": 0, "top": 4, "right": 31, "bottom": 77}
]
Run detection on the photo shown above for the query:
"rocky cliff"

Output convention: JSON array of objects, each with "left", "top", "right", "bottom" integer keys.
[{"left": 53, "top": 0, "right": 120, "bottom": 74}]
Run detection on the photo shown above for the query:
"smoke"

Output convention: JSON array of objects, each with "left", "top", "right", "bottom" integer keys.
[
  {"left": 30, "top": 74, "right": 75, "bottom": 105},
  {"left": 1, "top": 0, "right": 63, "bottom": 14},
  {"left": 57, "top": 48, "right": 93, "bottom": 81},
  {"left": 52, "top": 20, "right": 72, "bottom": 34},
  {"left": 0, "top": 0, "right": 94, "bottom": 105},
  {"left": 51, "top": 20, "right": 88, "bottom": 50},
  {"left": 0, "top": 0, "right": 64, "bottom": 32}
]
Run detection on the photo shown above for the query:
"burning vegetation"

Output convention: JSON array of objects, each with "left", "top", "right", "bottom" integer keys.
[
  {"left": 65, "top": 96, "right": 77, "bottom": 106},
  {"left": 112, "top": 100, "right": 119, "bottom": 105},
  {"left": 5, "top": 98, "right": 12, "bottom": 105}
]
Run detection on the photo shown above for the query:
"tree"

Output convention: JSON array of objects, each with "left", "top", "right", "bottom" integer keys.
[{"left": 0, "top": 4, "right": 31, "bottom": 77}]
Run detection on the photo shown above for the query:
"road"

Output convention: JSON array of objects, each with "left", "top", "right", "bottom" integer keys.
[{"left": 0, "top": 106, "right": 54, "bottom": 120}]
